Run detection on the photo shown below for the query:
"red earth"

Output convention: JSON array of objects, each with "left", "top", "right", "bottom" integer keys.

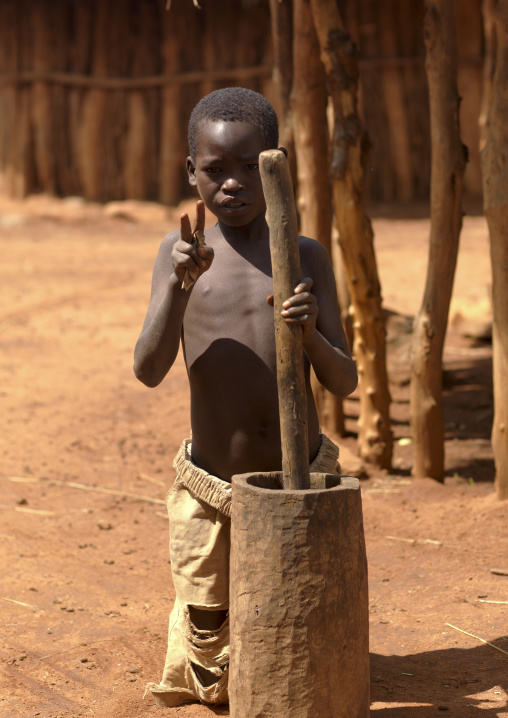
[{"left": 0, "top": 195, "right": 506, "bottom": 718}]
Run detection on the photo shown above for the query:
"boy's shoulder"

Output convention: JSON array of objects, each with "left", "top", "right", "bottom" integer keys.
[
  {"left": 151, "top": 229, "right": 181, "bottom": 276},
  {"left": 298, "top": 234, "right": 331, "bottom": 264},
  {"left": 298, "top": 234, "right": 327, "bottom": 251},
  {"left": 160, "top": 228, "right": 180, "bottom": 249}
]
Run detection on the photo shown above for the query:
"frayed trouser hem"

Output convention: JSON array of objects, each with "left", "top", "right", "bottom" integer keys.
[
  {"left": 147, "top": 598, "right": 229, "bottom": 707},
  {"left": 144, "top": 682, "right": 196, "bottom": 708},
  {"left": 144, "top": 682, "right": 229, "bottom": 708}
]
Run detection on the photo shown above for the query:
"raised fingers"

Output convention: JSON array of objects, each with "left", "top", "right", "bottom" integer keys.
[
  {"left": 173, "top": 200, "right": 213, "bottom": 284},
  {"left": 180, "top": 211, "right": 193, "bottom": 243},
  {"left": 192, "top": 199, "right": 205, "bottom": 235},
  {"left": 174, "top": 212, "right": 200, "bottom": 277}
]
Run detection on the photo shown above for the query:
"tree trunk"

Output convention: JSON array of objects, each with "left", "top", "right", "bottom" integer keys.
[
  {"left": 479, "top": 0, "right": 496, "bottom": 152},
  {"left": 481, "top": 0, "right": 508, "bottom": 500},
  {"left": 332, "top": 224, "right": 354, "bottom": 354},
  {"left": 410, "top": 0, "right": 467, "bottom": 481},
  {"left": 292, "top": 0, "right": 330, "bottom": 249},
  {"left": 311, "top": 371, "right": 346, "bottom": 437},
  {"left": 268, "top": 0, "right": 297, "bottom": 188},
  {"left": 292, "top": 0, "right": 344, "bottom": 437},
  {"left": 309, "top": 0, "right": 392, "bottom": 468}
]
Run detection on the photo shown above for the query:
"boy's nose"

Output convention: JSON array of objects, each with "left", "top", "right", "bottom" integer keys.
[{"left": 221, "top": 176, "right": 244, "bottom": 193}]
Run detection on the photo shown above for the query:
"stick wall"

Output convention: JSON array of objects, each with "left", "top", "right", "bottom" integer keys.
[{"left": 0, "top": 0, "right": 484, "bottom": 203}]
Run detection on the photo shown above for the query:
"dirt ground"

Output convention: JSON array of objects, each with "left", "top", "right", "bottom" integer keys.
[{"left": 0, "top": 195, "right": 506, "bottom": 718}]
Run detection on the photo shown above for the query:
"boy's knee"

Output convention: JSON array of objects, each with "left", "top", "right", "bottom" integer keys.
[
  {"left": 191, "top": 662, "right": 222, "bottom": 687},
  {"left": 188, "top": 605, "right": 228, "bottom": 632},
  {"left": 184, "top": 605, "right": 229, "bottom": 692}
]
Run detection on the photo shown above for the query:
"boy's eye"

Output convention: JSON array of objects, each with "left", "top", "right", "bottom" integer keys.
[
  {"left": 203, "top": 167, "right": 221, "bottom": 174},
  {"left": 246, "top": 163, "right": 259, "bottom": 171}
]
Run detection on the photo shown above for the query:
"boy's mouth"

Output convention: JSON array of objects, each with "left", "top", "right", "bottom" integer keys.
[{"left": 220, "top": 198, "right": 247, "bottom": 209}]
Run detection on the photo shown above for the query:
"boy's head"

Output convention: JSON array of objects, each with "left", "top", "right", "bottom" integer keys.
[
  {"left": 188, "top": 87, "right": 278, "bottom": 160},
  {"left": 186, "top": 88, "right": 280, "bottom": 228}
]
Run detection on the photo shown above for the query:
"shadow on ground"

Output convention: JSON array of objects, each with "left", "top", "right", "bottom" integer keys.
[{"left": 370, "top": 638, "right": 508, "bottom": 716}]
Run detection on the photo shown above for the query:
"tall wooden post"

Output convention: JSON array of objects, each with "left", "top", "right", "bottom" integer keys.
[
  {"left": 410, "top": 0, "right": 467, "bottom": 480},
  {"left": 268, "top": 0, "right": 297, "bottom": 189},
  {"left": 481, "top": 0, "right": 508, "bottom": 500},
  {"left": 292, "top": 0, "right": 345, "bottom": 436},
  {"left": 309, "top": 0, "right": 393, "bottom": 468},
  {"left": 479, "top": 0, "right": 496, "bottom": 152}
]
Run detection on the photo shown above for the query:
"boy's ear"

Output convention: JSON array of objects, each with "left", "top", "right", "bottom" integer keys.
[{"left": 187, "top": 156, "right": 197, "bottom": 187}]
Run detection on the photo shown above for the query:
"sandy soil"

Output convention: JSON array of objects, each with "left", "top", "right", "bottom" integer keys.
[{"left": 0, "top": 196, "right": 506, "bottom": 718}]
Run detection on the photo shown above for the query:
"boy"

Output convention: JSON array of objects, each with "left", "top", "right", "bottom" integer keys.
[{"left": 134, "top": 87, "right": 357, "bottom": 707}]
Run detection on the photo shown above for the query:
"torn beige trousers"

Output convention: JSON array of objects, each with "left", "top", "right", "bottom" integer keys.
[{"left": 146, "top": 433, "right": 341, "bottom": 708}]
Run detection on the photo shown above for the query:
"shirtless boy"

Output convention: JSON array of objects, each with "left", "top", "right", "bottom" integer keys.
[{"left": 134, "top": 87, "right": 357, "bottom": 707}]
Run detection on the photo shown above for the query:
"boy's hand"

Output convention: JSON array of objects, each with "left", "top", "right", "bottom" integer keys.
[
  {"left": 267, "top": 278, "right": 319, "bottom": 341},
  {"left": 172, "top": 200, "right": 214, "bottom": 288}
]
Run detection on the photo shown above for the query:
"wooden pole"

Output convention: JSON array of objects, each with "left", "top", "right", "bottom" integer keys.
[
  {"left": 479, "top": 0, "right": 496, "bottom": 152},
  {"left": 481, "top": 0, "right": 508, "bottom": 500},
  {"left": 259, "top": 149, "right": 310, "bottom": 491},
  {"left": 268, "top": 0, "right": 297, "bottom": 189},
  {"left": 410, "top": 0, "right": 466, "bottom": 480},
  {"left": 292, "top": 0, "right": 345, "bottom": 437},
  {"left": 309, "top": 0, "right": 393, "bottom": 469}
]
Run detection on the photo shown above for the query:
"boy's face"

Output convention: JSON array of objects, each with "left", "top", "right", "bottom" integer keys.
[{"left": 187, "top": 120, "right": 271, "bottom": 228}]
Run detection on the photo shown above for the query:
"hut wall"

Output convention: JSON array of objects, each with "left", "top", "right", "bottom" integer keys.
[
  {"left": 0, "top": 0, "right": 485, "bottom": 204},
  {"left": 0, "top": 0, "right": 273, "bottom": 202},
  {"left": 347, "top": 0, "right": 483, "bottom": 203}
]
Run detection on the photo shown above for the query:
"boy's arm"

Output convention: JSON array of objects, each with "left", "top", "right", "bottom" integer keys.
[
  {"left": 133, "top": 201, "right": 213, "bottom": 387},
  {"left": 281, "top": 238, "right": 358, "bottom": 398}
]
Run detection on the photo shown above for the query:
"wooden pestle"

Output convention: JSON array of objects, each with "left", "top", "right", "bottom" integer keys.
[{"left": 259, "top": 149, "right": 310, "bottom": 490}]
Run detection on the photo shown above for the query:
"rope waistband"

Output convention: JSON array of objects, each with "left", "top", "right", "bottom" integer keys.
[
  {"left": 173, "top": 433, "right": 340, "bottom": 518},
  {"left": 173, "top": 439, "right": 233, "bottom": 517}
]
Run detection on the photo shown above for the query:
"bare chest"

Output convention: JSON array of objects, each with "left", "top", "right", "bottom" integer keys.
[{"left": 182, "top": 247, "right": 276, "bottom": 370}]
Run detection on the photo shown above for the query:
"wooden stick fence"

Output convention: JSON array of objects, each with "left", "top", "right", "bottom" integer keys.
[
  {"left": 0, "top": 0, "right": 484, "bottom": 204},
  {"left": 0, "top": 66, "right": 273, "bottom": 89}
]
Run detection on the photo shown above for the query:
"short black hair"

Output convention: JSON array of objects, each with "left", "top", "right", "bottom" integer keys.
[{"left": 188, "top": 87, "right": 279, "bottom": 159}]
